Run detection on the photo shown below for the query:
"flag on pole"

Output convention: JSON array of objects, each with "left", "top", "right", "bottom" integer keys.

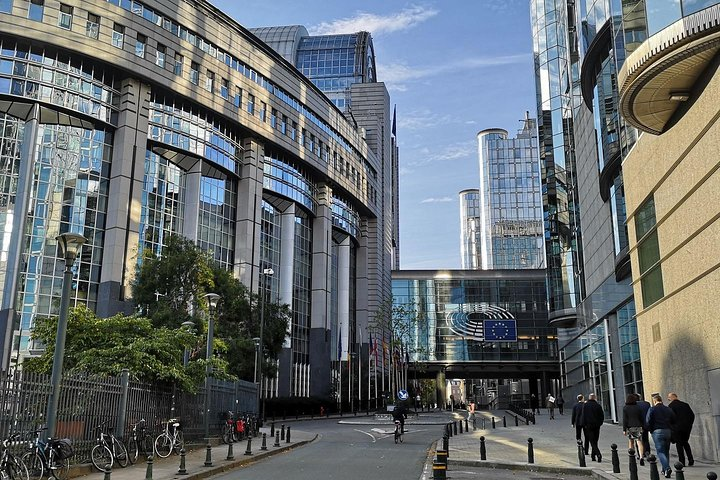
[{"left": 337, "top": 333, "right": 342, "bottom": 361}]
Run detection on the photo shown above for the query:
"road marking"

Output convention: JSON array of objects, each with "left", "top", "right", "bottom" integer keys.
[{"left": 354, "top": 429, "right": 378, "bottom": 442}]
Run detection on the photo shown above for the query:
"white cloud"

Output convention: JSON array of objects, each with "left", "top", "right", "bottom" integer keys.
[
  {"left": 405, "top": 141, "right": 476, "bottom": 167},
  {"left": 421, "top": 197, "right": 454, "bottom": 204},
  {"left": 378, "top": 54, "right": 530, "bottom": 85},
  {"left": 309, "top": 6, "right": 438, "bottom": 36}
]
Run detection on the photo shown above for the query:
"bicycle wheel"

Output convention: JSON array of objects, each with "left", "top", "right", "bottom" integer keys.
[
  {"left": 48, "top": 454, "right": 69, "bottom": 480},
  {"left": 221, "top": 425, "right": 232, "bottom": 444},
  {"left": 154, "top": 434, "right": 172, "bottom": 458},
  {"left": 7, "top": 454, "right": 30, "bottom": 480},
  {"left": 111, "top": 438, "right": 129, "bottom": 468},
  {"left": 173, "top": 431, "right": 184, "bottom": 454},
  {"left": 141, "top": 436, "right": 153, "bottom": 459},
  {"left": 20, "top": 452, "right": 43, "bottom": 480},
  {"left": 394, "top": 428, "right": 399, "bottom": 444},
  {"left": 126, "top": 437, "right": 138, "bottom": 465},
  {"left": 90, "top": 444, "right": 113, "bottom": 472}
]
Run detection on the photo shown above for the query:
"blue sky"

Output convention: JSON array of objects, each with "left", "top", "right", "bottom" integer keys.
[{"left": 213, "top": 0, "right": 537, "bottom": 269}]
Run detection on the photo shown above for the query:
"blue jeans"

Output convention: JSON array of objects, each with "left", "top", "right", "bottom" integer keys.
[{"left": 652, "top": 428, "right": 672, "bottom": 472}]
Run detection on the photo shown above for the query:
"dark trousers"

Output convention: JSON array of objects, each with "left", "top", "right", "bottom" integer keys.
[
  {"left": 575, "top": 424, "right": 585, "bottom": 452},
  {"left": 675, "top": 431, "right": 694, "bottom": 465},
  {"left": 584, "top": 427, "right": 601, "bottom": 458},
  {"left": 558, "top": 404, "right": 564, "bottom": 415},
  {"left": 641, "top": 428, "right": 651, "bottom": 456}
]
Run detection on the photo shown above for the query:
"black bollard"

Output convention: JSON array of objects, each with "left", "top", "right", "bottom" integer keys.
[
  {"left": 453, "top": 421, "right": 458, "bottom": 436},
  {"left": 465, "top": 418, "right": 469, "bottom": 431},
  {"left": 515, "top": 415, "right": 519, "bottom": 427},
  {"left": 145, "top": 455, "right": 154, "bottom": 480},
  {"left": 274, "top": 431, "right": 280, "bottom": 447},
  {"left": 492, "top": 417, "right": 496, "bottom": 429},
  {"left": 611, "top": 444, "right": 620, "bottom": 473},
  {"left": 442, "top": 435, "right": 449, "bottom": 453},
  {"left": 286, "top": 426, "right": 291, "bottom": 443},
  {"left": 527, "top": 438, "right": 534, "bottom": 464},
  {"left": 480, "top": 436, "right": 487, "bottom": 461},
  {"left": 482, "top": 418, "right": 486, "bottom": 430},
  {"left": 459, "top": 419, "right": 463, "bottom": 434},
  {"left": 432, "top": 460, "right": 447, "bottom": 479},
  {"left": 225, "top": 436, "right": 235, "bottom": 460},
  {"left": 649, "top": 455, "right": 660, "bottom": 480},
  {"left": 628, "top": 449, "right": 638, "bottom": 480},
  {"left": 708, "top": 473, "right": 718, "bottom": 480},
  {"left": 261, "top": 433, "right": 268, "bottom": 451},
  {"left": 503, "top": 416, "right": 507, "bottom": 428},
  {"left": 270, "top": 422, "right": 275, "bottom": 437},
  {"left": 104, "top": 464, "right": 111, "bottom": 480},
  {"left": 204, "top": 444, "right": 213, "bottom": 467},
  {"left": 244, "top": 436, "right": 252, "bottom": 456},
  {"left": 178, "top": 448, "right": 188, "bottom": 475},
  {"left": 578, "top": 441, "right": 586, "bottom": 467},
  {"left": 436, "top": 449, "right": 448, "bottom": 467},
  {"left": 675, "top": 462, "right": 686, "bottom": 480},
  {"left": 281, "top": 424, "right": 285, "bottom": 441}
]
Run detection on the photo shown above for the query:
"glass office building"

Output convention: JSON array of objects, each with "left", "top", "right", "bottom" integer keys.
[
  {"left": 0, "top": 1, "right": 398, "bottom": 404},
  {"left": 459, "top": 189, "right": 480, "bottom": 269},
  {"left": 476, "top": 116, "right": 545, "bottom": 270}
]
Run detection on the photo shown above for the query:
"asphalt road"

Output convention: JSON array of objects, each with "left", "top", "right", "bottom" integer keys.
[{"left": 208, "top": 418, "right": 436, "bottom": 479}]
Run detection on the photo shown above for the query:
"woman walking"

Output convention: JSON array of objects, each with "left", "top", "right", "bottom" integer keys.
[{"left": 623, "top": 394, "right": 646, "bottom": 465}]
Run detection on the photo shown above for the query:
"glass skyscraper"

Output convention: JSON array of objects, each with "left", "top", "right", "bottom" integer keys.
[{"left": 459, "top": 189, "right": 480, "bottom": 269}]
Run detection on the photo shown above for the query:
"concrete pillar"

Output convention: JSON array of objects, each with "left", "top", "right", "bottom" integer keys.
[
  {"left": 436, "top": 370, "right": 447, "bottom": 409},
  {"left": 338, "top": 236, "right": 351, "bottom": 362},
  {"left": 182, "top": 160, "right": 203, "bottom": 243},
  {"left": 234, "top": 141, "right": 264, "bottom": 290},
  {"left": 277, "top": 204, "right": 295, "bottom": 397},
  {"left": 309, "top": 184, "right": 332, "bottom": 397},
  {"left": 97, "top": 79, "right": 151, "bottom": 317}
]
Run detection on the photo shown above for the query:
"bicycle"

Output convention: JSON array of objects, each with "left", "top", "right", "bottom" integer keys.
[
  {"left": 126, "top": 419, "right": 152, "bottom": 465},
  {"left": 153, "top": 419, "right": 183, "bottom": 458},
  {"left": 393, "top": 420, "right": 404, "bottom": 444},
  {"left": 21, "top": 429, "right": 71, "bottom": 480},
  {"left": 221, "top": 412, "right": 236, "bottom": 444},
  {"left": 90, "top": 422, "right": 128, "bottom": 471},
  {"left": 1, "top": 433, "right": 30, "bottom": 480}
]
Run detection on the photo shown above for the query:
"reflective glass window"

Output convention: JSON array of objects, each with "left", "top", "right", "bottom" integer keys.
[
  {"left": 86, "top": 13, "right": 100, "bottom": 39},
  {"left": 58, "top": 4, "right": 72, "bottom": 29},
  {"left": 28, "top": 0, "right": 43, "bottom": 21},
  {"left": 646, "top": 0, "right": 682, "bottom": 34},
  {"left": 0, "top": 0, "right": 11, "bottom": 13},
  {"left": 155, "top": 44, "right": 166, "bottom": 67},
  {"left": 112, "top": 23, "right": 124, "bottom": 49},
  {"left": 135, "top": 33, "right": 146, "bottom": 58}
]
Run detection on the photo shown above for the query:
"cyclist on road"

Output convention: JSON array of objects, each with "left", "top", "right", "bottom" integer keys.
[{"left": 392, "top": 395, "right": 409, "bottom": 434}]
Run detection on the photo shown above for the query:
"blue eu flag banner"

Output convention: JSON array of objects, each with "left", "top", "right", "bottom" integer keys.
[{"left": 483, "top": 320, "right": 517, "bottom": 341}]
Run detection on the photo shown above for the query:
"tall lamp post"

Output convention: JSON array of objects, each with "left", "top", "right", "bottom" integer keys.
[
  {"left": 203, "top": 292, "right": 220, "bottom": 466},
  {"left": 257, "top": 267, "right": 273, "bottom": 422},
  {"left": 45, "top": 232, "right": 86, "bottom": 439}
]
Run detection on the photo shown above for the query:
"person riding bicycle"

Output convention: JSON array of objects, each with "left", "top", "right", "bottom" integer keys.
[{"left": 393, "top": 390, "right": 410, "bottom": 434}]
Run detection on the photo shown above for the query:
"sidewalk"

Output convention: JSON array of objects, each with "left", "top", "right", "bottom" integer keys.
[
  {"left": 74, "top": 427, "right": 316, "bottom": 480},
  {"left": 424, "top": 409, "right": 719, "bottom": 480}
]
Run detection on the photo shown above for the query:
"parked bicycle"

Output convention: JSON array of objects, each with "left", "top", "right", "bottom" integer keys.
[
  {"left": 126, "top": 419, "right": 152, "bottom": 464},
  {"left": 154, "top": 419, "right": 183, "bottom": 458},
  {"left": 221, "top": 412, "right": 236, "bottom": 444},
  {"left": 90, "top": 422, "right": 128, "bottom": 471},
  {"left": 1, "top": 433, "right": 30, "bottom": 480},
  {"left": 21, "top": 428, "right": 72, "bottom": 480}
]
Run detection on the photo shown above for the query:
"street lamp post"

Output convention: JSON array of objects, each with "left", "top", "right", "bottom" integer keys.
[
  {"left": 257, "top": 268, "right": 273, "bottom": 422},
  {"left": 203, "top": 292, "right": 220, "bottom": 465},
  {"left": 252, "top": 337, "right": 260, "bottom": 384},
  {"left": 181, "top": 320, "right": 195, "bottom": 366},
  {"left": 45, "top": 232, "right": 86, "bottom": 439}
]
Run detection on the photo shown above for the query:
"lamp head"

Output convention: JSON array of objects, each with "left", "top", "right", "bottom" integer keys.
[
  {"left": 204, "top": 293, "right": 221, "bottom": 309},
  {"left": 56, "top": 232, "right": 86, "bottom": 264},
  {"left": 181, "top": 320, "right": 195, "bottom": 330},
  {"left": 252, "top": 337, "right": 260, "bottom": 346}
]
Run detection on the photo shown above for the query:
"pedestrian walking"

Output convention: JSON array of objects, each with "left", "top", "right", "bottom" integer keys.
[
  {"left": 556, "top": 394, "right": 565, "bottom": 415},
  {"left": 581, "top": 393, "right": 605, "bottom": 462},
  {"left": 468, "top": 399, "right": 476, "bottom": 425},
  {"left": 530, "top": 394, "right": 539, "bottom": 415},
  {"left": 635, "top": 393, "right": 652, "bottom": 458},
  {"left": 571, "top": 394, "right": 586, "bottom": 454},
  {"left": 623, "top": 393, "right": 646, "bottom": 465},
  {"left": 647, "top": 393, "right": 676, "bottom": 478},
  {"left": 667, "top": 392, "right": 695, "bottom": 467},
  {"left": 546, "top": 393, "right": 556, "bottom": 419}
]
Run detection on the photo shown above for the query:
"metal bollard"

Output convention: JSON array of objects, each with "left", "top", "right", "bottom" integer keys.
[
  {"left": 482, "top": 418, "right": 486, "bottom": 430},
  {"left": 480, "top": 436, "right": 486, "bottom": 461},
  {"left": 244, "top": 437, "right": 252, "bottom": 456},
  {"left": 708, "top": 473, "right": 718, "bottom": 480},
  {"left": 270, "top": 422, "right": 275, "bottom": 437},
  {"left": 261, "top": 433, "right": 268, "bottom": 451},
  {"left": 611, "top": 444, "right": 620, "bottom": 473},
  {"left": 177, "top": 448, "right": 188, "bottom": 475},
  {"left": 286, "top": 426, "right": 291, "bottom": 443},
  {"left": 432, "top": 460, "right": 447, "bottom": 479},
  {"left": 649, "top": 455, "right": 660, "bottom": 480},
  {"left": 503, "top": 416, "right": 507, "bottom": 428},
  {"left": 274, "top": 431, "right": 280, "bottom": 447},
  {"left": 436, "top": 449, "right": 448, "bottom": 467},
  {"left": 442, "top": 435, "right": 449, "bottom": 453},
  {"left": 103, "top": 464, "right": 111, "bottom": 480},
  {"left": 453, "top": 421, "right": 458, "bottom": 436},
  {"left": 628, "top": 449, "right": 638, "bottom": 480},
  {"left": 465, "top": 418, "right": 469, "bottom": 431},
  {"left": 578, "top": 441, "right": 586, "bottom": 467},
  {"left": 204, "top": 444, "right": 213, "bottom": 467},
  {"left": 459, "top": 419, "right": 463, "bottom": 434},
  {"left": 281, "top": 424, "right": 285, "bottom": 441},
  {"left": 515, "top": 415, "right": 519, "bottom": 427},
  {"left": 675, "top": 463, "right": 686, "bottom": 480},
  {"left": 226, "top": 440, "right": 234, "bottom": 460},
  {"left": 492, "top": 417, "right": 496, "bottom": 429},
  {"left": 145, "top": 455, "right": 154, "bottom": 480},
  {"left": 527, "top": 438, "right": 534, "bottom": 464}
]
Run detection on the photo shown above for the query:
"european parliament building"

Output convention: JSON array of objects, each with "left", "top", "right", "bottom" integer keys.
[{"left": 0, "top": 0, "right": 399, "bottom": 400}]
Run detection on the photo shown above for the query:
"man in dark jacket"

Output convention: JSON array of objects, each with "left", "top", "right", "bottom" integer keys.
[
  {"left": 571, "top": 394, "right": 586, "bottom": 453},
  {"left": 581, "top": 393, "right": 605, "bottom": 462},
  {"left": 635, "top": 393, "right": 652, "bottom": 458},
  {"left": 667, "top": 392, "right": 695, "bottom": 466},
  {"left": 647, "top": 393, "right": 676, "bottom": 478}
]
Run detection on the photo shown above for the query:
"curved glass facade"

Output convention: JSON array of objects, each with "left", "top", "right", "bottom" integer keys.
[
  {"left": 0, "top": 114, "right": 23, "bottom": 309},
  {"left": 263, "top": 154, "right": 317, "bottom": 214},
  {"left": 198, "top": 176, "right": 236, "bottom": 270},
  {"left": 331, "top": 195, "right": 360, "bottom": 238},
  {"left": 459, "top": 189, "right": 480, "bottom": 270}
]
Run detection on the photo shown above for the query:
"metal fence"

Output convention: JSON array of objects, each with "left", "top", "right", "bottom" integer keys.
[{"left": 0, "top": 368, "right": 257, "bottom": 462}]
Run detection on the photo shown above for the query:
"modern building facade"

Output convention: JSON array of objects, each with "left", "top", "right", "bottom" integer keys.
[
  {"left": 531, "top": 0, "right": 642, "bottom": 422},
  {"left": 459, "top": 189, "right": 480, "bottom": 269},
  {"left": 475, "top": 116, "right": 545, "bottom": 271},
  {"left": 618, "top": 1, "right": 720, "bottom": 462},
  {"left": 392, "top": 269, "right": 558, "bottom": 407},
  {"left": 0, "top": 0, "right": 397, "bottom": 402}
]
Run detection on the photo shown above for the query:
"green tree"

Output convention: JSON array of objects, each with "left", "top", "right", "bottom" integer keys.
[{"left": 23, "top": 306, "right": 209, "bottom": 391}]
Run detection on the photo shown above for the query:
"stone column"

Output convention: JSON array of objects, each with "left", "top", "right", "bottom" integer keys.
[
  {"left": 436, "top": 370, "right": 447, "bottom": 409},
  {"left": 182, "top": 159, "right": 203, "bottom": 243},
  {"left": 338, "top": 236, "right": 351, "bottom": 362},
  {"left": 277, "top": 204, "right": 296, "bottom": 397},
  {"left": 234, "top": 140, "right": 264, "bottom": 290}
]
